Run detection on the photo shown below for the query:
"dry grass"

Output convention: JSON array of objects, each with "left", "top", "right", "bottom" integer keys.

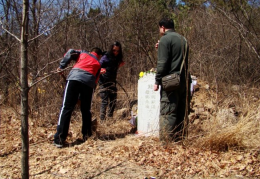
[
  {"left": 195, "top": 115, "right": 260, "bottom": 151},
  {"left": 189, "top": 80, "right": 260, "bottom": 151}
]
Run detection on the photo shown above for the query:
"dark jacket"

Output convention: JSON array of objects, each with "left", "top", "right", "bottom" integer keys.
[
  {"left": 99, "top": 53, "right": 122, "bottom": 84},
  {"left": 155, "top": 30, "right": 189, "bottom": 85},
  {"left": 59, "top": 49, "right": 101, "bottom": 88}
]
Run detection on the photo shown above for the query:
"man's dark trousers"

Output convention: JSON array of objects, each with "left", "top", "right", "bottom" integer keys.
[
  {"left": 54, "top": 80, "right": 93, "bottom": 143},
  {"left": 99, "top": 82, "right": 117, "bottom": 120},
  {"left": 159, "top": 80, "right": 189, "bottom": 142}
]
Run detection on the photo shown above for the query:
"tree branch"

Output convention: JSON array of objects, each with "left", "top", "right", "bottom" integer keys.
[
  {"left": 29, "top": 66, "right": 72, "bottom": 88},
  {"left": 0, "top": 19, "right": 21, "bottom": 42}
]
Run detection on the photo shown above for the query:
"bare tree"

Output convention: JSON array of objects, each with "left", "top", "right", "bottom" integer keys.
[{"left": 20, "top": 0, "right": 29, "bottom": 178}]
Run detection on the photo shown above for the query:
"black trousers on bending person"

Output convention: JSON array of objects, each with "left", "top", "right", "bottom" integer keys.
[
  {"left": 99, "top": 82, "right": 117, "bottom": 120},
  {"left": 54, "top": 80, "right": 93, "bottom": 144}
]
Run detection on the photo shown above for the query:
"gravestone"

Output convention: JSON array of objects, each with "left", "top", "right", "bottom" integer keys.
[{"left": 137, "top": 72, "right": 160, "bottom": 137}]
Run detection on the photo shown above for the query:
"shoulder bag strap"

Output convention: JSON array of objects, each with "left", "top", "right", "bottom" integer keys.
[{"left": 179, "top": 36, "right": 188, "bottom": 74}]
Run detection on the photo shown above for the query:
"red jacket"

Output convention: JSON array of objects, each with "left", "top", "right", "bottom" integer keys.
[{"left": 59, "top": 49, "right": 101, "bottom": 88}]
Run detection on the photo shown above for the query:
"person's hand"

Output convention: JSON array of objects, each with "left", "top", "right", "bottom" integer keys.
[
  {"left": 57, "top": 67, "right": 63, "bottom": 73},
  {"left": 119, "top": 61, "right": 125, "bottom": 67},
  {"left": 154, "top": 84, "right": 159, "bottom": 91},
  {"left": 155, "top": 40, "right": 160, "bottom": 49},
  {"left": 56, "top": 67, "right": 66, "bottom": 81},
  {"left": 57, "top": 67, "right": 64, "bottom": 76},
  {"left": 100, "top": 68, "right": 106, "bottom": 74}
]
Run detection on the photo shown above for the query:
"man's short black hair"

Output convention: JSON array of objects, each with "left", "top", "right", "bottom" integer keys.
[
  {"left": 159, "top": 17, "right": 174, "bottom": 29},
  {"left": 91, "top": 47, "right": 103, "bottom": 56}
]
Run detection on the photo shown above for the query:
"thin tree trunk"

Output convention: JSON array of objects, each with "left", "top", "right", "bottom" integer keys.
[
  {"left": 31, "top": 0, "right": 39, "bottom": 114},
  {"left": 21, "top": 0, "right": 29, "bottom": 178}
]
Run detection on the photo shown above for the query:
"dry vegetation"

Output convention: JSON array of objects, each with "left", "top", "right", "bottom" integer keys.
[
  {"left": 1, "top": 0, "right": 260, "bottom": 178},
  {"left": 1, "top": 79, "right": 260, "bottom": 179}
]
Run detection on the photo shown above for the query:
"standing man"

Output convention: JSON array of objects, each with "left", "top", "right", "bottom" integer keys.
[
  {"left": 54, "top": 47, "right": 104, "bottom": 148},
  {"left": 99, "top": 41, "right": 125, "bottom": 121},
  {"left": 154, "top": 17, "right": 190, "bottom": 143}
]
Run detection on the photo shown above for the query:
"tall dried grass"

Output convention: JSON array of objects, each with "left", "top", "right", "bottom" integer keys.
[{"left": 192, "top": 85, "right": 260, "bottom": 151}]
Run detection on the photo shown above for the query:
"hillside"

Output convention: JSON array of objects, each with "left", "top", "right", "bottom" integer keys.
[{"left": 0, "top": 79, "right": 260, "bottom": 179}]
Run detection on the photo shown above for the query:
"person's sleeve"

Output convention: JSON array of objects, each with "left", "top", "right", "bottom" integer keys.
[
  {"left": 155, "top": 39, "right": 169, "bottom": 85},
  {"left": 99, "top": 55, "right": 109, "bottom": 68},
  {"left": 59, "top": 49, "right": 80, "bottom": 69}
]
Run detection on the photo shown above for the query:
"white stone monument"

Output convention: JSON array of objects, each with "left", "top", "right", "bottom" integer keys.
[{"left": 137, "top": 72, "right": 160, "bottom": 137}]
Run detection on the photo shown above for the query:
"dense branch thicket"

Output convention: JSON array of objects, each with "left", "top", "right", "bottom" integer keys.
[{"left": 0, "top": 0, "right": 260, "bottom": 119}]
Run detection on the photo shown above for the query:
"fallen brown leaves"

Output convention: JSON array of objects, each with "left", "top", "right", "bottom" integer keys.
[
  {"left": 1, "top": 123, "right": 260, "bottom": 179},
  {"left": 1, "top": 79, "right": 260, "bottom": 178}
]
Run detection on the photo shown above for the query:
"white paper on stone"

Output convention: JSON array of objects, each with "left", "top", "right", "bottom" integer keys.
[
  {"left": 190, "top": 75, "right": 197, "bottom": 96},
  {"left": 137, "top": 73, "right": 160, "bottom": 137}
]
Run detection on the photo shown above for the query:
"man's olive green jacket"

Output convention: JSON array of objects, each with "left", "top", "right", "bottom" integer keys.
[{"left": 155, "top": 30, "right": 189, "bottom": 85}]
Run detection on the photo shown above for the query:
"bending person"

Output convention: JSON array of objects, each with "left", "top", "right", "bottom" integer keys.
[{"left": 54, "top": 47, "right": 103, "bottom": 148}]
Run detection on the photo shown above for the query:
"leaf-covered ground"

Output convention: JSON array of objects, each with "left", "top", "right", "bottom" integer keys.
[{"left": 1, "top": 80, "right": 260, "bottom": 178}]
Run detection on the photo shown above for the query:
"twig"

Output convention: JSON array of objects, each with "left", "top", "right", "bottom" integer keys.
[
  {"left": 29, "top": 66, "right": 71, "bottom": 88},
  {"left": 0, "top": 19, "right": 20, "bottom": 42},
  {"left": 116, "top": 81, "right": 131, "bottom": 108}
]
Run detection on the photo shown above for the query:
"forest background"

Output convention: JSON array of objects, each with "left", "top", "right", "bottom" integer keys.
[
  {"left": 1, "top": 0, "right": 260, "bottom": 113},
  {"left": 1, "top": 0, "right": 260, "bottom": 178},
  {"left": 1, "top": 0, "right": 260, "bottom": 118}
]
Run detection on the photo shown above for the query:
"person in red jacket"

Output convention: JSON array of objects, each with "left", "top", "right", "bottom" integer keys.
[{"left": 53, "top": 47, "right": 104, "bottom": 148}]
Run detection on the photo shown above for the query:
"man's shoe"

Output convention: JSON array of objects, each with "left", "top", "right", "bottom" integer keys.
[{"left": 53, "top": 141, "right": 63, "bottom": 148}]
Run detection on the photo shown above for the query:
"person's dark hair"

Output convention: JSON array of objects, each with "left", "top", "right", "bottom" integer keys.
[
  {"left": 159, "top": 17, "right": 174, "bottom": 29},
  {"left": 91, "top": 47, "right": 103, "bottom": 56},
  {"left": 108, "top": 41, "right": 123, "bottom": 61}
]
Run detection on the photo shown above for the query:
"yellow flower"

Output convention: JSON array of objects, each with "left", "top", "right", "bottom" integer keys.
[{"left": 139, "top": 71, "right": 144, "bottom": 78}]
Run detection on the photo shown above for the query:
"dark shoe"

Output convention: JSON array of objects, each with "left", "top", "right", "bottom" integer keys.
[
  {"left": 74, "top": 138, "right": 85, "bottom": 144},
  {"left": 72, "top": 135, "right": 89, "bottom": 145},
  {"left": 100, "top": 114, "right": 106, "bottom": 121},
  {"left": 107, "top": 114, "right": 113, "bottom": 118},
  {"left": 99, "top": 118, "right": 106, "bottom": 124}
]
